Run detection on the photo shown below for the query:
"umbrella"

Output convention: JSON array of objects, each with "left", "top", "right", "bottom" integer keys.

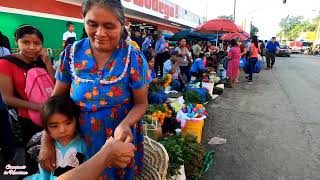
[
  {"left": 194, "top": 18, "right": 239, "bottom": 45},
  {"left": 194, "top": 18, "right": 240, "bottom": 34},
  {"left": 220, "top": 32, "right": 248, "bottom": 41}
]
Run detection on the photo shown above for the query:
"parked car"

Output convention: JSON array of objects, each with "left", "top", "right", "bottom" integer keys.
[
  {"left": 276, "top": 45, "right": 291, "bottom": 57},
  {"left": 289, "top": 41, "right": 302, "bottom": 54}
]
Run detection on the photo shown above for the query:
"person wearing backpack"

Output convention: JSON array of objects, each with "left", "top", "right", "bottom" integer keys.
[{"left": 0, "top": 25, "right": 55, "bottom": 178}]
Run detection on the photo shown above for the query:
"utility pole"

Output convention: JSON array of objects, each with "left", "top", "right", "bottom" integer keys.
[{"left": 233, "top": 0, "right": 236, "bottom": 22}]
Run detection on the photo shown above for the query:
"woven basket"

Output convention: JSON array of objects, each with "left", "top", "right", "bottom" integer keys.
[{"left": 135, "top": 136, "right": 169, "bottom": 180}]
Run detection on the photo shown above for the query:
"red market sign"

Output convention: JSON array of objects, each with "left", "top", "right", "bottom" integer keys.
[{"left": 123, "top": 0, "right": 179, "bottom": 20}]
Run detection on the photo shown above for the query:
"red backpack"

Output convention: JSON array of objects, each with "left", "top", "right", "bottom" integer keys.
[{"left": 2, "top": 55, "right": 54, "bottom": 126}]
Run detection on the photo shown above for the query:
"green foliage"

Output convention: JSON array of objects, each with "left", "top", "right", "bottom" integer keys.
[
  {"left": 160, "top": 135, "right": 185, "bottom": 178},
  {"left": 184, "top": 91, "right": 203, "bottom": 105},
  {"left": 278, "top": 15, "right": 318, "bottom": 40},
  {"left": 160, "top": 135, "right": 207, "bottom": 179},
  {"left": 250, "top": 24, "right": 259, "bottom": 36},
  {"left": 182, "top": 135, "right": 206, "bottom": 179},
  {"left": 146, "top": 104, "right": 166, "bottom": 114}
]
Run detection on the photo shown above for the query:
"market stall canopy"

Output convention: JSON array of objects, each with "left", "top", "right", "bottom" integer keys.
[
  {"left": 171, "top": 29, "right": 219, "bottom": 41},
  {"left": 194, "top": 18, "right": 240, "bottom": 34},
  {"left": 220, "top": 32, "right": 248, "bottom": 41}
]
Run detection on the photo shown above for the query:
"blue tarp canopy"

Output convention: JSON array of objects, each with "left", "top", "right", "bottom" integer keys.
[{"left": 170, "top": 29, "right": 220, "bottom": 42}]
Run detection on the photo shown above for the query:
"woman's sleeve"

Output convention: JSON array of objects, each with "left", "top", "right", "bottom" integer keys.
[
  {"left": 55, "top": 46, "right": 72, "bottom": 84},
  {"left": 129, "top": 49, "right": 151, "bottom": 89},
  {"left": 0, "top": 60, "right": 13, "bottom": 78}
]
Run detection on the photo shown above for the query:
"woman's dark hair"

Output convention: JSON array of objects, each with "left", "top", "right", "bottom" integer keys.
[
  {"left": 82, "top": 0, "right": 125, "bottom": 26},
  {"left": 0, "top": 32, "right": 11, "bottom": 51},
  {"left": 230, "top": 39, "right": 238, "bottom": 47},
  {"left": 251, "top": 35, "right": 258, "bottom": 48},
  {"left": 41, "top": 96, "right": 80, "bottom": 132},
  {"left": 143, "top": 50, "right": 155, "bottom": 62},
  {"left": 198, "top": 52, "right": 205, "bottom": 59},
  {"left": 121, "top": 28, "right": 128, "bottom": 40},
  {"left": 179, "top": 38, "right": 186, "bottom": 44},
  {"left": 14, "top": 25, "right": 44, "bottom": 43}
]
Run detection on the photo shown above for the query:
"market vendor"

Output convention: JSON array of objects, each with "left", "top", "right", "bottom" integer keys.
[
  {"left": 163, "top": 51, "right": 185, "bottom": 91},
  {"left": 190, "top": 52, "right": 207, "bottom": 81},
  {"left": 144, "top": 50, "right": 158, "bottom": 83}
]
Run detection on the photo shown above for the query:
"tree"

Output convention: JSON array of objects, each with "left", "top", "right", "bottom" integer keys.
[
  {"left": 218, "top": 15, "right": 234, "bottom": 21},
  {"left": 250, "top": 24, "right": 259, "bottom": 36},
  {"left": 278, "top": 15, "right": 316, "bottom": 40}
]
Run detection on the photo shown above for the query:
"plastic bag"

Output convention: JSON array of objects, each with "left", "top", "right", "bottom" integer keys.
[
  {"left": 148, "top": 91, "right": 168, "bottom": 104},
  {"left": 239, "top": 58, "right": 246, "bottom": 68},
  {"left": 254, "top": 60, "right": 263, "bottom": 73}
]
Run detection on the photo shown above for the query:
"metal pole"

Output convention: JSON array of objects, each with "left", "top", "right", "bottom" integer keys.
[{"left": 233, "top": 0, "right": 236, "bottom": 22}]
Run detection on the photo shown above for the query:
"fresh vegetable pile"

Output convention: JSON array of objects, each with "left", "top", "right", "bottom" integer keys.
[
  {"left": 159, "top": 134, "right": 209, "bottom": 179},
  {"left": 184, "top": 91, "right": 203, "bottom": 105},
  {"left": 167, "top": 92, "right": 183, "bottom": 98},
  {"left": 149, "top": 74, "right": 172, "bottom": 93},
  {"left": 146, "top": 103, "right": 173, "bottom": 125}
]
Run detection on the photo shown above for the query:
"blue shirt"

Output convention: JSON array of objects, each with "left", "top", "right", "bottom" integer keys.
[
  {"left": 155, "top": 36, "right": 166, "bottom": 54},
  {"left": 266, "top": 41, "right": 280, "bottom": 53},
  {"left": 163, "top": 59, "right": 180, "bottom": 79},
  {"left": 142, "top": 37, "right": 152, "bottom": 52},
  {"left": 151, "top": 68, "right": 156, "bottom": 79},
  {"left": 191, "top": 58, "right": 206, "bottom": 74}
]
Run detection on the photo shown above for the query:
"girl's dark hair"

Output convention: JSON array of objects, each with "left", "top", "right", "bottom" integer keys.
[
  {"left": 82, "top": 0, "right": 125, "bottom": 26},
  {"left": 14, "top": 25, "right": 44, "bottom": 43},
  {"left": 251, "top": 35, "right": 258, "bottom": 48},
  {"left": 0, "top": 32, "right": 11, "bottom": 51},
  {"left": 41, "top": 96, "right": 80, "bottom": 132},
  {"left": 230, "top": 39, "right": 238, "bottom": 47}
]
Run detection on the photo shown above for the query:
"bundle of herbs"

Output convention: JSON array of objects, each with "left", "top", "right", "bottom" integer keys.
[
  {"left": 184, "top": 91, "right": 203, "bottom": 105},
  {"left": 182, "top": 135, "right": 206, "bottom": 179},
  {"left": 160, "top": 135, "right": 185, "bottom": 178},
  {"left": 160, "top": 134, "right": 207, "bottom": 179}
]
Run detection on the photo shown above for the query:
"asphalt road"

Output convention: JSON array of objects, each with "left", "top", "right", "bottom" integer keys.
[{"left": 203, "top": 55, "right": 320, "bottom": 180}]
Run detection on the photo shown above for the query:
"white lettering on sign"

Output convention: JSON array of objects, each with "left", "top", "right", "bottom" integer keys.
[{"left": 122, "top": 0, "right": 200, "bottom": 28}]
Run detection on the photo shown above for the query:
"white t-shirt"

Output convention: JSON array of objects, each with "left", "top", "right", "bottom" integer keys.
[
  {"left": 0, "top": 47, "right": 10, "bottom": 56},
  {"left": 62, "top": 31, "right": 77, "bottom": 41}
]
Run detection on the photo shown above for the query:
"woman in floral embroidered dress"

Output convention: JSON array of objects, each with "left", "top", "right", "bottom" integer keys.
[{"left": 39, "top": 0, "right": 151, "bottom": 179}]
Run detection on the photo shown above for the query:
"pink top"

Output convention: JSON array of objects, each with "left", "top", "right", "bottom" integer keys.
[{"left": 250, "top": 43, "right": 259, "bottom": 58}]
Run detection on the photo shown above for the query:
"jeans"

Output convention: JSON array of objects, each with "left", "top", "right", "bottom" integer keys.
[
  {"left": 266, "top": 52, "right": 276, "bottom": 68},
  {"left": 179, "top": 66, "right": 191, "bottom": 82},
  {"left": 248, "top": 57, "right": 258, "bottom": 80}
]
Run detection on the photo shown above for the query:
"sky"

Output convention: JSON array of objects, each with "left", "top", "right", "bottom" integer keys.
[{"left": 170, "top": 0, "right": 320, "bottom": 40}]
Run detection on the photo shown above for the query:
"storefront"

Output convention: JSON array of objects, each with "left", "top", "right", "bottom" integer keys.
[{"left": 0, "top": 0, "right": 201, "bottom": 49}]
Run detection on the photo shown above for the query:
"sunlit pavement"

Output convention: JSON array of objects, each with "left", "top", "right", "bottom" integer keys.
[{"left": 203, "top": 54, "right": 320, "bottom": 180}]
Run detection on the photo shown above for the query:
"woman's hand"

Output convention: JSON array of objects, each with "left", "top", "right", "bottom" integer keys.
[
  {"left": 39, "top": 48, "right": 51, "bottom": 65},
  {"left": 103, "top": 137, "right": 135, "bottom": 168},
  {"left": 114, "top": 121, "right": 133, "bottom": 143},
  {"left": 39, "top": 131, "right": 56, "bottom": 172}
]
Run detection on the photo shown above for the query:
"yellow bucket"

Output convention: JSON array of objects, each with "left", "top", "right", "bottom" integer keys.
[{"left": 181, "top": 118, "right": 204, "bottom": 143}]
